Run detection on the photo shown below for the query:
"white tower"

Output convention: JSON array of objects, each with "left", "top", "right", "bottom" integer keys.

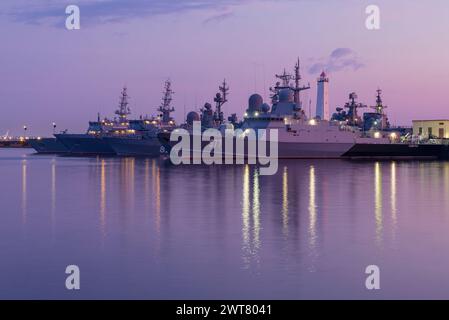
[{"left": 316, "top": 71, "right": 329, "bottom": 120}]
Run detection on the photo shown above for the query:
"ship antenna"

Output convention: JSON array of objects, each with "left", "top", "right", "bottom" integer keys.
[
  {"left": 371, "top": 87, "right": 387, "bottom": 114},
  {"left": 158, "top": 79, "right": 175, "bottom": 124},
  {"left": 292, "top": 58, "right": 311, "bottom": 107},
  {"left": 115, "top": 86, "right": 131, "bottom": 121},
  {"left": 214, "top": 79, "right": 229, "bottom": 124}
]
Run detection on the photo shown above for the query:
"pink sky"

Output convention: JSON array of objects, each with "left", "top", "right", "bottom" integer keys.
[{"left": 1, "top": 0, "right": 448, "bottom": 135}]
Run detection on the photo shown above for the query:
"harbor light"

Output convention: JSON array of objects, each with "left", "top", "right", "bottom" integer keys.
[
  {"left": 254, "top": 112, "right": 259, "bottom": 117},
  {"left": 244, "top": 112, "right": 248, "bottom": 118},
  {"left": 309, "top": 119, "right": 317, "bottom": 126},
  {"left": 374, "top": 131, "right": 381, "bottom": 139}
]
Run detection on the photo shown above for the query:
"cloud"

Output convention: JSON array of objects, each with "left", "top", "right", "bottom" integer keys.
[
  {"left": 4, "top": 0, "right": 247, "bottom": 26},
  {"left": 203, "top": 11, "right": 234, "bottom": 24},
  {"left": 308, "top": 48, "right": 364, "bottom": 75}
]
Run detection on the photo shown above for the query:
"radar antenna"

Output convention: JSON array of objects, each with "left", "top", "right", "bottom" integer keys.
[
  {"left": 115, "top": 86, "right": 131, "bottom": 121},
  {"left": 344, "top": 92, "right": 367, "bottom": 126},
  {"left": 371, "top": 88, "right": 387, "bottom": 114},
  {"left": 158, "top": 79, "right": 175, "bottom": 124},
  {"left": 213, "top": 79, "right": 229, "bottom": 124},
  {"left": 292, "top": 58, "right": 311, "bottom": 107}
]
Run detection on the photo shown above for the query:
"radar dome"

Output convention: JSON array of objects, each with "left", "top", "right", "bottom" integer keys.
[
  {"left": 186, "top": 111, "right": 200, "bottom": 126},
  {"left": 279, "top": 89, "right": 293, "bottom": 103},
  {"left": 248, "top": 94, "right": 263, "bottom": 112}
]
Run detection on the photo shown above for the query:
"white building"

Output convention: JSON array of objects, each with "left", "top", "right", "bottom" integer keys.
[
  {"left": 316, "top": 71, "right": 329, "bottom": 120},
  {"left": 412, "top": 120, "right": 449, "bottom": 139}
]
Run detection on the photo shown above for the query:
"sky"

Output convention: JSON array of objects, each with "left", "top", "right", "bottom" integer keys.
[{"left": 1, "top": 0, "right": 449, "bottom": 135}]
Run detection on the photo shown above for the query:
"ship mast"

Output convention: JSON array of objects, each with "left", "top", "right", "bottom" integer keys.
[
  {"left": 371, "top": 88, "right": 387, "bottom": 115},
  {"left": 158, "top": 80, "right": 175, "bottom": 124},
  {"left": 270, "top": 58, "right": 310, "bottom": 108},
  {"left": 292, "top": 58, "right": 311, "bottom": 107},
  {"left": 115, "top": 86, "right": 131, "bottom": 121},
  {"left": 344, "top": 92, "right": 366, "bottom": 126},
  {"left": 213, "top": 79, "right": 229, "bottom": 124}
]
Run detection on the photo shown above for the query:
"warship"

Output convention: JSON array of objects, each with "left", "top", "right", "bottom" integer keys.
[
  {"left": 29, "top": 137, "right": 68, "bottom": 154},
  {"left": 104, "top": 80, "right": 177, "bottom": 156},
  {"left": 55, "top": 87, "right": 132, "bottom": 155},
  {"left": 159, "top": 59, "right": 446, "bottom": 160}
]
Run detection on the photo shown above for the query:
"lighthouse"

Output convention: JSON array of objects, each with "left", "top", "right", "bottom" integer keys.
[{"left": 316, "top": 71, "right": 329, "bottom": 120}]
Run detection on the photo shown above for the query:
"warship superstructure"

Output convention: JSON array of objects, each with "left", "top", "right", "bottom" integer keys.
[{"left": 105, "top": 80, "right": 177, "bottom": 156}]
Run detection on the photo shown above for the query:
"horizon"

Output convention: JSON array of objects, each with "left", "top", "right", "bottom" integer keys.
[{"left": 1, "top": 0, "right": 448, "bottom": 136}]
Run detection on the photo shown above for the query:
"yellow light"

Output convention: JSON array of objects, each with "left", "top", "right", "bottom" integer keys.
[
  {"left": 37, "top": 137, "right": 41, "bottom": 140},
  {"left": 145, "top": 120, "right": 150, "bottom": 125},
  {"left": 309, "top": 119, "right": 317, "bottom": 126},
  {"left": 152, "top": 121, "right": 157, "bottom": 124},
  {"left": 390, "top": 132, "right": 397, "bottom": 139},
  {"left": 374, "top": 131, "right": 381, "bottom": 139}
]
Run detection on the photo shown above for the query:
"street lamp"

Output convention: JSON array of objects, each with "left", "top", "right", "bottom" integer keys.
[
  {"left": 23, "top": 125, "right": 27, "bottom": 138},
  {"left": 52, "top": 122, "right": 57, "bottom": 134}
]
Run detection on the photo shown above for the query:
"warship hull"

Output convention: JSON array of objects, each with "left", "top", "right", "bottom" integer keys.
[
  {"left": 105, "top": 136, "right": 162, "bottom": 157},
  {"left": 342, "top": 143, "right": 446, "bottom": 159},
  {"left": 29, "top": 138, "right": 68, "bottom": 154},
  {"left": 55, "top": 134, "right": 116, "bottom": 155},
  {"left": 159, "top": 132, "right": 447, "bottom": 160},
  {"left": 158, "top": 132, "right": 354, "bottom": 159}
]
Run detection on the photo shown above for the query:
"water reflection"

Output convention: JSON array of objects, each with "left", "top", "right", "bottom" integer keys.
[
  {"left": 252, "top": 169, "right": 261, "bottom": 255},
  {"left": 374, "top": 162, "right": 383, "bottom": 245},
  {"left": 21, "top": 159, "right": 27, "bottom": 224},
  {"left": 51, "top": 159, "right": 56, "bottom": 232},
  {"left": 242, "top": 165, "right": 250, "bottom": 267},
  {"left": 308, "top": 165, "right": 318, "bottom": 270},
  {"left": 241, "top": 165, "right": 261, "bottom": 269},
  {"left": 390, "top": 162, "right": 397, "bottom": 241},
  {"left": 152, "top": 159, "right": 161, "bottom": 234},
  {"left": 282, "top": 166, "right": 289, "bottom": 237},
  {"left": 100, "top": 159, "right": 106, "bottom": 237}
]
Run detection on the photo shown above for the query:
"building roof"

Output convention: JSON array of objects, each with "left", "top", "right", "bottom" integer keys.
[{"left": 412, "top": 119, "right": 449, "bottom": 122}]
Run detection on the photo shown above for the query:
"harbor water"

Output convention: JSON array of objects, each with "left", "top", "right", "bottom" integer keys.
[{"left": 1, "top": 148, "right": 449, "bottom": 299}]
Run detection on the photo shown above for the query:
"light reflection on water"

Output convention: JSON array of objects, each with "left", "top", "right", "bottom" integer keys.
[{"left": 3, "top": 149, "right": 449, "bottom": 299}]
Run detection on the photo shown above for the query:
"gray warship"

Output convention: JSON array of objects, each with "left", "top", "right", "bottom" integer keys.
[
  {"left": 159, "top": 59, "right": 445, "bottom": 160},
  {"left": 104, "top": 80, "right": 177, "bottom": 156},
  {"left": 55, "top": 87, "right": 132, "bottom": 155}
]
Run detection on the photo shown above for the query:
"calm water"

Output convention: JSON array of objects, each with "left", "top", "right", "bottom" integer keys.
[{"left": 1, "top": 148, "right": 449, "bottom": 299}]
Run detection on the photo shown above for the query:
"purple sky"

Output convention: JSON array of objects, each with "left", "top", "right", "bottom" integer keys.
[{"left": 1, "top": 0, "right": 449, "bottom": 135}]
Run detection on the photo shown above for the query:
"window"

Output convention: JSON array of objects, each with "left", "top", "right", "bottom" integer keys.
[
  {"left": 418, "top": 127, "right": 423, "bottom": 135},
  {"left": 428, "top": 127, "right": 433, "bottom": 137}
]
